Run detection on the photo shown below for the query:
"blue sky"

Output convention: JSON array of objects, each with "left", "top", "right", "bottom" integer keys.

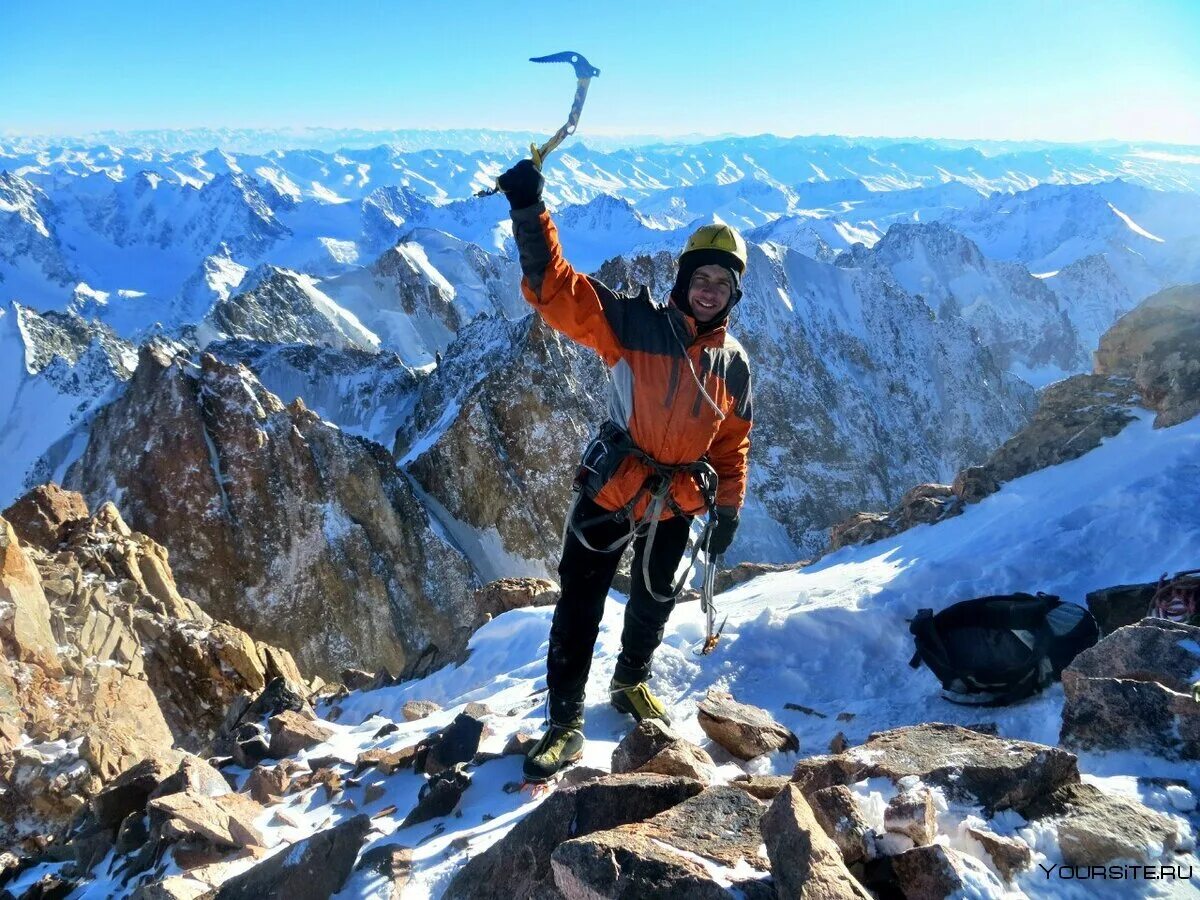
[{"left": 3, "top": 0, "right": 1198, "bottom": 143}]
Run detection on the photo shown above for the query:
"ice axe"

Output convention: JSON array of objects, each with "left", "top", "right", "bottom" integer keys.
[{"left": 476, "top": 51, "right": 600, "bottom": 198}]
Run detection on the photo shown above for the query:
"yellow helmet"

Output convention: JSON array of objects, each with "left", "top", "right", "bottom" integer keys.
[{"left": 681, "top": 223, "right": 748, "bottom": 273}]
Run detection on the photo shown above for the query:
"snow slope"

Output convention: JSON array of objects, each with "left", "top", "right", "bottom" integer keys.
[{"left": 28, "top": 408, "right": 1194, "bottom": 899}]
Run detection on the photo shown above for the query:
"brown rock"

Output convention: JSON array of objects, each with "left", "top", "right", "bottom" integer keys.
[
  {"left": 809, "top": 785, "right": 875, "bottom": 865},
  {"left": 713, "top": 560, "right": 806, "bottom": 593},
  {"left": 551, "top": 829, "right": 731, "bottom": 899},
  {"left": 354, "top": 746, "right": 416, "bottom": 776},
  {"left": 267, "top": 710, "right": 334, "bottom": 758},
  {"left": 790, "top": 723, "right": 1079, "bottom": 814},
  {"left": 244, "top": 765, "right": 291, "bottom": 804},
  {"left": 891, "top": 844, "right": 1003, "bottom": 899},
  {"left": 340, "top": 668, "right": 375, "bottom": 691},
  {"left": 151, "top": 754, "right": 231, "bottom": 802},
  {"left": 1060, "top": 619, "right": 1200, "bottom": 759},
  {"left": 884, "top": 787, "right": 936, "bottom": 846},
  {"left": 828, "top": 512, "right": 895, "bottom": 552},
  {"left": 148, "top": 791, "right": 266, "bottom": 849},
  {"left": 472, "top": 577, "right": 559, "bottom": 628},
  {"left": 501, "top": 731, "right": 537, "bottom": 757},
  {"left": 401, "top": 699, "right": 441, "bottom": 722},
  {"left": 1, "top": 484, "right": 89, "bottom": 549},
  {"left": 965, "top": 825, "right": 1031, "bottom": 881},
  {"left": 951, "top": 466, "right": 998, "bottom": 503},
  {"left": 91, "top": 753, "right": 183, "bottom": 828},
  {"left": 618, "top": 785, "right": 768, "bottom": 869},
  {"left": 761, "top": 784, "right": 872, "bottom": 899},
  {"left": 0, "top": 517, "right": 62, "bottom": 675},
  {"left": 730, "top": 774, "right": 792, "bottom": 801},
  {"left": 441, "top": 774, "right": 704, "bottom": 900},
  {"left": 66, "top": 349, "right": 476, "bottom": 678},
  {"left": 697, "top": 688, "right": 799, "bottom": 760},
  {"left": 611, "top": 718, "right": 715, "bottom": 782},
  {"left": 1094, "top": 283, "right": 1200, "bottom": 428},
  {"left": 213, "top": 813, "right": 371, "bottom": 900},
  {"left": 1022, "top": 782, "right": 1183, "bottom": 866}
]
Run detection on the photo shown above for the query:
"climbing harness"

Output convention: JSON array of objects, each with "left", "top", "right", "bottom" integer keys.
[{"left": 476, "top": 51, "right": 600, "bottom": 197}]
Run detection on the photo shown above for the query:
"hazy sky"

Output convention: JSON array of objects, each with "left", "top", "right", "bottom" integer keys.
[{"left": 4, "top": 0, "right": 1198, "bottom": 143}]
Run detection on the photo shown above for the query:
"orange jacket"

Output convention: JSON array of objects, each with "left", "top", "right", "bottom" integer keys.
[{"left": 511, "top": 202, "right": 753, "bottom": 520}]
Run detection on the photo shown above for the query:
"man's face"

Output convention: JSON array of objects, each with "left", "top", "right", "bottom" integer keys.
[{"left": 687, "top": 264, "right": 734, "bottom": 323}]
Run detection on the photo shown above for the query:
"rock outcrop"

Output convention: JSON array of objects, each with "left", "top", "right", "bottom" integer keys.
[
  {"left": 0, "top": 486, "right": 305, "bottom": 855},
  {"left": 1094, "top": 283, "right": 1200, "bottom": 427},
  {"left": 66, "top": 345, "right": 476, "bottom": 676},
  {"left": 825, "top": 282, "right": 1200, "bottom": 554},
  {"left": 1060, "top": 618, "right": 1200, "bottom": 759},
  {"left": 394, "top": 314, "right": 606, "bottom": 582}
]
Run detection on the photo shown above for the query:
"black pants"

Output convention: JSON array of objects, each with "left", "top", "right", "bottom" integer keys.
[{"left": 546, "top": 493, "right": 693, "bottom": 725}]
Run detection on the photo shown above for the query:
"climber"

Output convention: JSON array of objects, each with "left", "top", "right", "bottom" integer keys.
[{"left": 497, "top": 159, "right": 754, "bottom": 782}]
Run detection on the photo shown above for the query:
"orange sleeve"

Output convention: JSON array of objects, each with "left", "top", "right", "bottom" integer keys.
[
  {"left": 709, "top": 407, "right": 752, "bottom": 513},
  {"left": 511, "top": 203, "right": 623, "bottom": 366}
]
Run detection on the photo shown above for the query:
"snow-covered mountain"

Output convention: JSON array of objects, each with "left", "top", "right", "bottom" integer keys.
[
  {"left": 0, "top": 302, "right": 135, "bottom": 503},
  {"left": 839, "top": 222, "right": 1083, "bottom": 383}
]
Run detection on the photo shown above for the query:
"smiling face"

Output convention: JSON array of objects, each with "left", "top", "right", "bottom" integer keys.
[{"left": 687, "top": 264, "right": 734, "bottom": 323}]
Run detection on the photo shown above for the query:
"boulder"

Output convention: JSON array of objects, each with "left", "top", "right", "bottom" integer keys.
[
  {"left": 891, "top": 844, "right": 1004, "bottom": 899},
  {"left": 91, "top": 754, "right": 183, "bottom": 828},
  {"left": 1022, "top": 782, "right": 1184, "bottom": 866},
  {"left": 1, "top": 484, "right": 89, "bottom": 549},
  {"left": 828, "top": 512, "right": 895, "bottom": 552},
  {"left": 551, "top": 829, "right": 732, "bottom": 899},
  {"left": 808, "top": 785, "right": 874, "bottom": 865},
  {"left": 129, "top": 876, "right": 212, "bottom": 899},
  {"left": 730, "top": 774, "right": 791, "bottom": 801},
  {"left": 951, "top": 466, "right": 998, "bottom": 503},
  {"left": 697, "top": 689, "right": 798, "bottom": 760},
  {"left": 415, "top": 713, "right": 484, "bottom": 775},
  {"left": 267, "top": 711, "right": 334, "bottom": 758},
  {"left": 401, "top": 699, "right": 441, "bottom": 722},
  {"left": 790, "top": 723, "right": 1079, "bottom": 814},
  {"left": 1094, "top": 283, "right": 1200, "bottom": 428},
  {"left": 441, "top": 774, "right": 704, "bottom": 900},
  {"left": 761, "top": 784, "right": 872, "bottom": 899},
  {"left": 150, "top": 754, "right": 231, "bottom": 802},
  {"left": 147, "top": 791, "right": 265, "bottom": 849},
  {"left": 0, "top": 518, "right": 62, "bottom": 675},
  {"left": 611, "top": 719, "right": 716, "bottom": 782},
  {"left": 965, "top": 825, "right": 1031, "bottom": 881},
  {"left": 354, "top": 746, "right": 416, "bottom": 776},
  {"left": 473, "top": 577, "right": 559, "bottom": 627},
  {"left": 1085, "top": 583, "right": 1155, "bottom": 635},
  {"left": 401, "top": 766, "right": 471, "bottom": 828},
  {"left": 244, "top": 766, "right": 291, "bottom": 804},
  {"left": 883, "top": 787, "right": 936, "bottom": 846},
  {"left": 1060, "top": 619, "right": 1200, "bottom": 759},
  {"left": 213, "top": 814, "right": 371, "bottom": 900}
]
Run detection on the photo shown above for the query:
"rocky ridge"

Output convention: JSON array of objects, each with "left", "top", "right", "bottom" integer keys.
[
  {"left": 827, "top": 282, "right": 1199, "bottom": 554},
  {"left": 0, "top": 483, "right": 306, "bottom": 856},
  {"left": 64, "top": 344, "right": 476, "bottom": 677}
]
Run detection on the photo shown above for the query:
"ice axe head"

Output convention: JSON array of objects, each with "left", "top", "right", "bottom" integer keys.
[{"left": 529, "top": 51, "right": 600, "bottom": 80}]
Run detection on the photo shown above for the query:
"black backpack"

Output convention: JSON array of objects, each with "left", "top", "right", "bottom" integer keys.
[{"left": 908, "top": 593, "right": 1099, "bottom": 707}]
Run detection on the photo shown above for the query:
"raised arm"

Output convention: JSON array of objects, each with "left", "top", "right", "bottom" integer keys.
[{"left": 501, "top": 160, "right": 624, "bottom": 366}]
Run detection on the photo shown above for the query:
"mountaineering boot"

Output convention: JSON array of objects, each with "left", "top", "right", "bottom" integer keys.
[
  {"left": 609, "top": 678, "right": 669, "bottom": 723},
  {"left": 523, "top": 722, "right": 585, "bottom": 783}
]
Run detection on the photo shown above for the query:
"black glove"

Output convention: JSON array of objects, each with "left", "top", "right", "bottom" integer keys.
[
  {"left": 496, "top": 159, "right": 543, "bottom": 211},
  {"left": 708, "top": 510, "right": 739, "bottom": 555}
]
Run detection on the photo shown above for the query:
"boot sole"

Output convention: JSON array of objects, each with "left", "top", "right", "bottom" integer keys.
[{"left": 522, "top": 750, "right": 584, "bottom": 785}]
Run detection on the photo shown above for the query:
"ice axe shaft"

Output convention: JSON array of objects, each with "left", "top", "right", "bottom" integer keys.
[{"left": 477, "top": 51, "right": 600, "bottom": 198}]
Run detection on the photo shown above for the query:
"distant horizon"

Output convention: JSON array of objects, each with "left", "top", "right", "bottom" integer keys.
[{"left": 4, "top": 126, "right": 1200, "bottom": 155}]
